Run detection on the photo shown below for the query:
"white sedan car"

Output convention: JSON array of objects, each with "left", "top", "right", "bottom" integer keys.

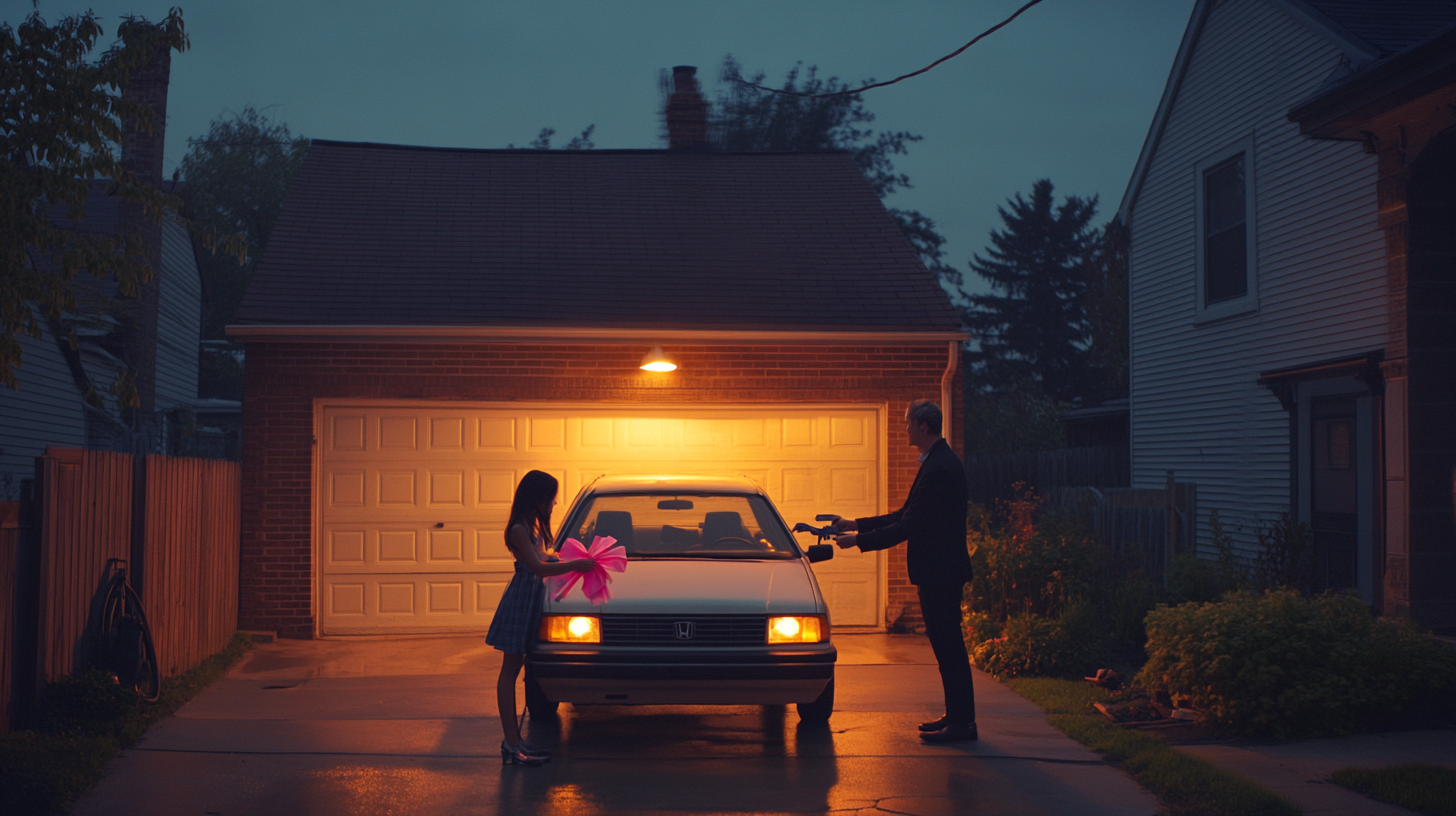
[{"left": 526, "top": 475, "right": 838, "bottom": 722}]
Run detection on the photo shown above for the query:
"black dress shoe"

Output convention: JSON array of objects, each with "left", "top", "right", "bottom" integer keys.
[
  {"left": 918, "top": 716, "right": 950, "bottom": 732},
  {"left": 920, "top": 722, "right": 978, "bottom": 742}
]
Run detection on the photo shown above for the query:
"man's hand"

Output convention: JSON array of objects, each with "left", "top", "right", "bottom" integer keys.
[
  {"left": 834, "top": 533, "right": 857, "bottom": 549},
  {"left": 831, "top": 517, "right": 857, "bottom": 532}
]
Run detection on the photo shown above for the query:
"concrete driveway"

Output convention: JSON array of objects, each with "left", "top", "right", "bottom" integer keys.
[{"left": 70, "top": 634, "right": 1157, "bottom": 815}]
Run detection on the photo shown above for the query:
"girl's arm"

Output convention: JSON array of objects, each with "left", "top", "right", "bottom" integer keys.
[{"left": 508, "top": 524, "right": 594, "bottom": 577}]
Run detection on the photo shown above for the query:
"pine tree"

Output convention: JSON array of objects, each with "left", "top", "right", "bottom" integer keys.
[{"left": 964, "top": 179, "right": 1099, "bottom": 402}]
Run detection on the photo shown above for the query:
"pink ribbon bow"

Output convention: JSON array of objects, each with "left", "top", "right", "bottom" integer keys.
[{"left": 549, "top": 535, "right": 628, "bottom": 605}]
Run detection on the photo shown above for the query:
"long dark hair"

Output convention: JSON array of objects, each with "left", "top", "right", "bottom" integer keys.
[{"left": 506, "top": 470, "right": 558, "bottom": 551}]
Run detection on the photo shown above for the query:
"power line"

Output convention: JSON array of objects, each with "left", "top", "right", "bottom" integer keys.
[{"left": 733, "top": 0, "right": 1046, "bottom": 98}]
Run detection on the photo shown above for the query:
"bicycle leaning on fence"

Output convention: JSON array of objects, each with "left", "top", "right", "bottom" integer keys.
[{"left": 95, "top": 558, "right": 161, "bottom": 702}]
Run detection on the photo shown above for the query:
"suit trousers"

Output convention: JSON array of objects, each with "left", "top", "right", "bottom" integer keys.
[{"left": 917, "top": 582, "right": 976, "bottom": 724}]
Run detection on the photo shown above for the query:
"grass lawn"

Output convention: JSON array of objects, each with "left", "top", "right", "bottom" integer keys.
[
  {"left": 1330, "top": 763, "right": 1456, "bottom": 816},
  {"left": 1007, "top": 677, "right": 1303, "bottom": 816},
  {"left": 0, "top": 631, "right": 253, "bottom": 815}
]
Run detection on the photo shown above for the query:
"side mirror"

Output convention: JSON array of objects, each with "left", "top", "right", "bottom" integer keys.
[{"left": 807, "top": 544, "right": 834, "bottom": 563}]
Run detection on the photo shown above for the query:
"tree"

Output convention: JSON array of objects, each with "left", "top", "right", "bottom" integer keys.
[
  {"left": 507, "top": 125, "right": 595, "bottom": 150},
  {"left": 0, "top": 9, "right": 189, "bottom": 389},
  {"left": 179, "top": 106, "right": 307, "bottom": 339},
  {"left": 1083, "top": 216, "right": 1129, "bottom": 400},
  {"left": 706, "top": 57, "right": 957, "bottom": 284},
  {"left": 963, "top": 179, "right": 1100, "bottom": 402}
]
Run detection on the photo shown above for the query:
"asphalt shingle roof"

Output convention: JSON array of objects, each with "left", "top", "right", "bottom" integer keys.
[{"left": 235, "top": 141, "right": 959, "bottom": 332}]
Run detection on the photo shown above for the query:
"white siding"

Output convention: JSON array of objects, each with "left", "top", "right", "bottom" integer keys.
[
  {"left": 154, "top": 220, "right": 201, "bottom": 410},
  {"left": 0, "top": 308, "right": 87, "bottom": 494},
  {"left": 1128, "top": 0, "right": 1386, "bottom": 556}
]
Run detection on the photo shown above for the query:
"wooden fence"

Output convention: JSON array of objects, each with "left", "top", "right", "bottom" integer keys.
[
  {"left": 3, "top": 448, "right": 240, "bottom": 729},
  {"left": 1047, "top": 480, "right": 1198, "bottom": 582},
  {"left": 965, "top": 446, "right": 1130, "bottom": 509},
  {"left": 36, "top": 449, "right": 134, "bottom": 683},
  {"left": 140, "top": 455, "right": 241, "bottom": 678}
]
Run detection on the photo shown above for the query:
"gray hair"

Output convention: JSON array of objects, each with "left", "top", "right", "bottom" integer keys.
[{"left": 906, "top": 399, "right": 942, "bottom": 435}]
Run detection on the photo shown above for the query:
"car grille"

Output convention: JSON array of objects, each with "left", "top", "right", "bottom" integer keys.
[{"left": 600, "top": 614, "right": 766, "bottom": 645}]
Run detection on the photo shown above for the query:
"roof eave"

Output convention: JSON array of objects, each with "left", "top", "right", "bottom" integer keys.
[
  {"left": 1289, "top": 24, "right": 1456, "bottom": 140},
  {"left": 224, "top": 324, "right": 971, "bottom": 345}
]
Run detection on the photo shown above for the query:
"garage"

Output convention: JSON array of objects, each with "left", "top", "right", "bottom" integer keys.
[{"left": 318, "top": 402, "right": 884, "bottom": 635}]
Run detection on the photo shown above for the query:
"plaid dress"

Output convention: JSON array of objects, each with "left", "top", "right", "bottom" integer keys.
[{"left": 485, "top": 546, "right": 544, "bottom": 655}]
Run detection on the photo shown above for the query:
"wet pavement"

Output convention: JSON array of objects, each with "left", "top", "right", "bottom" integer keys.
[{"left": 69, "top": 634, "right": 1158, "bottom": 815}]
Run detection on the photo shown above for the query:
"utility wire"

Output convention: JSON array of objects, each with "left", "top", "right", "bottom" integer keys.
[{"left": 733, "top": 0, "right": 1045, "bottom": 97}]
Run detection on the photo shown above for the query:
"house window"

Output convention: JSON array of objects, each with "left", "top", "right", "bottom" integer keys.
[{"left": 1195, "top": 138, "right": 1256, "bottom": 321}]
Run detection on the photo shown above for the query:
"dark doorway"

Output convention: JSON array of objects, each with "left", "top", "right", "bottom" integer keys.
[{"left": 1310, "top": 396, "right": 1358, "bottom": 591}]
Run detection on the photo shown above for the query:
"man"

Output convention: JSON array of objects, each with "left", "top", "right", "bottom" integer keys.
[{"left": 828, "top": 399, "right": 977, "bottom": 742}]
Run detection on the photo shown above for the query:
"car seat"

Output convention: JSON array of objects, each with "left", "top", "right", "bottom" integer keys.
[
  {"left": 701, "top": 511, "right": 750, "bottom": 547},
  {"left": 593, "top": 510, "right": 634, "bottom": 550}
]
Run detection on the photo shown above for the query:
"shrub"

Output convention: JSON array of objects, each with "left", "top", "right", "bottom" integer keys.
[
  {"left": 41, "top": 670, "right": 140, "bottom": 739},
  {"left": 961, "top": 608, "right": 1002, "bottom": 650},
  {"left": 972, "top": 602, "right": 1105, "bottom": 678},
  {"left": 967, "top": 486, "right": 1097, "bottom": 620},
  {"left": 1137, "top": 590, "right": 1456, "bottom": 738}
]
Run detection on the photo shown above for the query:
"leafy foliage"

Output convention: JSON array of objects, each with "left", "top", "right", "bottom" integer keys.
[
  {"left": 0, "top": 9, "right": 191, "bottom": 389},
  {"left": 179, "top": 106, "right": 306, "bottom": 340},
  {"left": 963, "top": 179, "right": 1101, "bottom": 402},
  {"left": 1138, "top": 590, "right": 1456, "bottom": 739},
  {"left": 963, "top": 379, "right": 1067, "bottom": 453},
  {"left": 972, "top": 605, "right": 1104, "bottom": 679},
  {"left": 508, "top": 124, "right": 595, "bottom": 150},
  {"left": 967, "top": 486, "right": 1096, "bottom": 620},
  {"left": 710, "top": 56, "right": 956, "bottom": 283}
]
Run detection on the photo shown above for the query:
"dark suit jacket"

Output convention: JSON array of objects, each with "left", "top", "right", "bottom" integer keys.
[{"left": 855, "top": 438, "right": 973, "bottom": 586}]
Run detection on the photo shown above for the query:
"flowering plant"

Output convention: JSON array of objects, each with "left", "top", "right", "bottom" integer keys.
[{"left": 549, "top": 535, "right": 627, "bottom": 605}]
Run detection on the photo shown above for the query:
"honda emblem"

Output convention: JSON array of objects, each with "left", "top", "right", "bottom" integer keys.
[{"left": 674, "top": 621, "right": 695, "bottom": 640}]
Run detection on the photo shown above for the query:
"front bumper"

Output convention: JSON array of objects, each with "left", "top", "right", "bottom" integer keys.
[{"left": 529, "top": 646, "right": 835, "bottom": 705}]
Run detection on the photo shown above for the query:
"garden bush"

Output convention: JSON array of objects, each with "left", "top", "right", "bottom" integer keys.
[
  {"left": 972, "top": 602, "right": 1105, "bottom": 678},
  {"left": 1137, "top": 589, "right": 1456, "bottom": 738}
]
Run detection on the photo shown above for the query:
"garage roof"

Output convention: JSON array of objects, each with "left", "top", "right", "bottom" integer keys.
[{"left": 233, "top": 141, "right": 960, "bottom": 336}]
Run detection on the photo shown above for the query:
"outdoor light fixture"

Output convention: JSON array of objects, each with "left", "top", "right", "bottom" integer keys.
[{"left": 639, "top": 345, "right": 677, "bottom": 372}]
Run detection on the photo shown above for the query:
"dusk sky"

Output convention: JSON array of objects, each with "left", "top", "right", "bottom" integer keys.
[{"left": 13, "top": 0, "right": 1196, "bottom": 300}]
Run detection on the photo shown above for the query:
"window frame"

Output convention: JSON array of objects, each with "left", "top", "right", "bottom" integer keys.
[{"left": 1194, "top": 136, "right": 1258, "bottom": 323}]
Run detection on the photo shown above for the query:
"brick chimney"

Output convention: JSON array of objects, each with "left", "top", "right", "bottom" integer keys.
[
  {"left": 121, "top": 34, "right": 172, "bottom": 185},
  {"left": 118, "top": 33, "right": 173, "bottom": 425},
  {"left": 666, "top": 65, "right": 708, "bottom": 150}
]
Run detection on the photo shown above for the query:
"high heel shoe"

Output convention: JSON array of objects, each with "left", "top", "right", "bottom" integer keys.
[{"left": 501, "top": 740, "right": 548, "bottom": 766}]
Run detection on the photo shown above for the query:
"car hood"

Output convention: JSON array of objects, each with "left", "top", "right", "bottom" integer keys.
[{"left": 541, "top": 559, "right": 823, "bottom": 616}]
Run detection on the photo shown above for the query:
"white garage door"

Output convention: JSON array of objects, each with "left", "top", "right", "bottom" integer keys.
[{"left": 317, "top": 403, "right": 884, "bottom": 636}]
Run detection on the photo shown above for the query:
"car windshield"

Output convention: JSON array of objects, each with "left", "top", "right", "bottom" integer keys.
[{"left": 560, "top": 493, "right": 800, "bottom": 559}]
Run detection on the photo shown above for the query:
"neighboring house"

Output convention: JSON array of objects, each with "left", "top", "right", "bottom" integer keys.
[
  {"left": 1120, "top": 0, "right": 1456, "bottom": 628},
  {"left": 0, "top": 44, "right": 214, "bottom": 497},
  {"left": 228, "top": 67, "right": 965, "bottom": 639}
]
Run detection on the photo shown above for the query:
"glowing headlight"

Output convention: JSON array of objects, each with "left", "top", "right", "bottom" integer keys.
[
  {"left": 767, "top": 615, "right": 826, "bottom": 644},
  {"left": 539, "top": 615, "right": 601, "bottom": 643}
]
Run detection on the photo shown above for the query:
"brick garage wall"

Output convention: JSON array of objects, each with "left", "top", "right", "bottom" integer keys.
[{"left": 240, "top": 341, "right": 963, "bottom": 637}]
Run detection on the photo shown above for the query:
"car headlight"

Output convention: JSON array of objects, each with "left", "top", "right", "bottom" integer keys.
[
  {"left": 539, "top": 615, "right": 601, "bottom": 643},
  {"left": 767, "top": 615, "right": 826, "bottom": 644}
]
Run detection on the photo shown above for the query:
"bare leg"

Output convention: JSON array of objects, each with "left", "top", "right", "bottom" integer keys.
[{"left": 497, "top": 652, "right": 525, "bottom": 746}]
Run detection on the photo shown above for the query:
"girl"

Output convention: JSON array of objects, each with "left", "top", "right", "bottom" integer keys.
[{"left": 485, "top": 470, "right": 593, "bottom": 765}]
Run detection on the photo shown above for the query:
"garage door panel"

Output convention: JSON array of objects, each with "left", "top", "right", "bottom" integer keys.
[
  {"left": 320, "top": 405, "right": 883, "bottom": 635},
  {"left": 322, "top": 522, "right": 512, "bottom": 572}
]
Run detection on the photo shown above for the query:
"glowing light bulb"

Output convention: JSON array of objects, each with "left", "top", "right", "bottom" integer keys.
[
  {"left": 568, "top": 616, "right": 594, "bottom": 638},
  {"left": 773, "top": 617, "right": 801, "bottom": 638}
]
